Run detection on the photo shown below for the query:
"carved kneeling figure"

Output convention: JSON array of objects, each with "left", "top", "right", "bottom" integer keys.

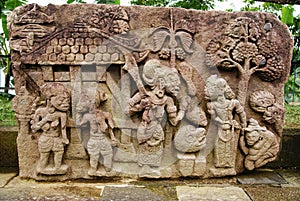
[{"left": 240, "top": 118, "right": 279, "bottom": 171}]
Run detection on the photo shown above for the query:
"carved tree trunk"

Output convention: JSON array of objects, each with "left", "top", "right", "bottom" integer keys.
[{"left": 237, "top": 60, "right": 252, "bottom": 107}]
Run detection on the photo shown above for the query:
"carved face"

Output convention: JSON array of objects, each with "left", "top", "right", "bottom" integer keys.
[
  {"left": 50, "top": 92, "right": 70, "bottom": 111},
  {"left": 245, "top": 131, "right": 260, "bottom": 146},
  {"left": 205, "top": 85, "right": 216, "bottom": 100},
  {"left": 252, "top": 97, "right": 274, "bottom": 113},
  {"left": 76, "top": 98, "right": 90, "bottom": 113},
  {"left": 204, "top": 77, "right": 227, "bottom": 100},
  {"left": 263, "top": 105, "right": 285, "bottom": 124},
  {"left": 165, "top": 72, "right": 180, "bottom": 97}
]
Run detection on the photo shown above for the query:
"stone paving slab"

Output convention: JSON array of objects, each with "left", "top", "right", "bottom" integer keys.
[
  {"left": 244, "top": 186, "right": 300, "bottom": 201},
  {"left": 100, "top": 186, "right": 164, "bottom": 201},
  {"left": 176, "top": 185, "right": 251, "bottom": 201},
  {"left": 237, "top": 169, "right": 288, "bottom": 185},
  {"left": 0, "top": 167, "right": 18, "bottom": 188},
  {"left": 278, "top": 169, "right": 300, "bottom": 187},
  {"left": 0, "top": 168, "right": 300, "bottom": 200}
]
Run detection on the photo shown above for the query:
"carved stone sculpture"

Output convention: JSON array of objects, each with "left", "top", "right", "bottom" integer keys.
[
  {"left": 127, "top": 59, "right": 187, "bottom": 177},
  {"left": 8, "top": 4, "right": 292, "bottom": 180},
  {"left": 205, "top": 75, "right": 246, "bottom": 176},
  {"left": 249, "top": 90, "right": 285, "bottom": 135},
  {"left": 240, "top": 118, "right": 279, "bottom": 170},
  {"left": 76, "top": 93, "right": 118, "bottom": 176},
  {"left": 30, "top": 83, "right": 70, "bottom": 175}
]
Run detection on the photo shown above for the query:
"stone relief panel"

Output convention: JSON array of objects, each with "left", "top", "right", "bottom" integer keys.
[{"left": 8, "top": 4, "right": 293, "bottom": 180}]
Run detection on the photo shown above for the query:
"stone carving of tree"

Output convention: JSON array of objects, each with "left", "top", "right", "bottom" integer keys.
[
  {"left": 206, "top": 17, "right": 285, "bottom": 106},
  {"left": 150, "top": 10, "right": 194, "bottom": 68}
]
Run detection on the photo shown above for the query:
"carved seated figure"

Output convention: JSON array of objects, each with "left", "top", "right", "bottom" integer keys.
[
  {"left": 240, "top": 118, "right": 279, "bottom": 171},
  {"left": 31, "top": 83, "right": 70, "bottom": 175},
  {"left": 76, "top": 93, "right": 118, "bottom": 176}
]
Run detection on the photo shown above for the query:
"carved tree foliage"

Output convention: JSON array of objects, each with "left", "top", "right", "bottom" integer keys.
[{"left": 206, "top": 17, "right": 286, "bottom": 106}]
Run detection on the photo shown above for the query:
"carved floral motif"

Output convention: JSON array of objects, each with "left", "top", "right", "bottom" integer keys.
[{"left": 150, "top": 10, "right": 194, "bottom": 68}]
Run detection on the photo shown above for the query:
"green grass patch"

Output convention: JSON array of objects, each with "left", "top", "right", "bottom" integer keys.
[
  {"left": 0, "top": 94, "right": 17, "bottom": 126},
  {"left": 284, "top": 104, "right": 300, "bottom": 129}
]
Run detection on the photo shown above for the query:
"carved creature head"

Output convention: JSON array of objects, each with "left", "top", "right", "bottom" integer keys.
[
  {"left": 142, "top": 59, "right": 180, "bottom": 97},
  {"left": 174, "top": 125, "right": 206, "bottom": 153},
  {"left": 41, "top": 83, "right": 70, "bottom": 112},
  {"left": 245, "top": 118, "right": 266, "bottom": 146},
  {"left": 263, "top": 104, "right": 285, "bottom": 124},
  {"left": 250, "top": 90, "right": 275, "bottom": 113}
]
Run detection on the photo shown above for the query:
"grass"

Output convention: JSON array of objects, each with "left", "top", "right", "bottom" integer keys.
[
  {"left": 284, "top": 104, "right": 300, "bottom": 129},
  {"left": 0, "top": 94, "right": 17, "bottom": 126}
]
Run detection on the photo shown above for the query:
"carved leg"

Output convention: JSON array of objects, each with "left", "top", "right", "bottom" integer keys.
[
  {"left": 102, "top": 153, "right": 113, "bottom": 172},
  {"left": 54, "top": 151, "right": 64, "bottom": 170},
  {"left": 89, "top": 154, "right": 99, "bottom": 175},
  {"left": 37, "top": 152, "right": 50, "bottom": 172}
]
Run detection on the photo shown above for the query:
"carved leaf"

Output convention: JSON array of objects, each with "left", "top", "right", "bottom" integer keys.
[
  {"left": 257, "top": 57, "right": 285, "bottom": 81},
  {"left": 232, "top": 42, "right": 258, "bottom": 63},
  {"left": 175, "top": 31, "right": 193, "bottom": 54},
  {"left": 150, "top": 28, "right": 170, "bottom": 52}
]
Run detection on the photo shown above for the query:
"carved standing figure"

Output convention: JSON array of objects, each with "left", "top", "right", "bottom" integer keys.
[
  {"left": 240, "top": 118, "right": 279, "bottom": 170},
  {"left": 205, "top": 75, "right": 246, "bottom": 176},
  {"left": 76, "top": 93, "right": 119, "bottom": 176},
  {"left": 128, "top": 59, "right": 187, "bottom": 177},
  {"left": 31, "top": 83, "right": 70, "bottom": 175}
]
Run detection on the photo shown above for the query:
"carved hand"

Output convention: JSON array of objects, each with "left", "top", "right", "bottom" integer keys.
[{"left": 62, "top": 137, "right": 69, "bottom": 145}]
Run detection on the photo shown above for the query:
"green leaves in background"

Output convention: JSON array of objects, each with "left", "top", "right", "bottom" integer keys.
[{"left": 282, "top": 5, "right": 294, "bottom": 25}]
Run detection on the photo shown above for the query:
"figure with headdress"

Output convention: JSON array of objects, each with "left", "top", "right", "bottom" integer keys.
[
  {"left": 31, "top": 83, "right": 70, "bottom": 175},
  {"left": 240, "top": 118, "right": 279, "bottom": 170},
  {"left": 128, "top": 59, "right": 188, "bottom": 177},
  {"left": 205, "top": 75, "right": 246, "bottom": 176}
]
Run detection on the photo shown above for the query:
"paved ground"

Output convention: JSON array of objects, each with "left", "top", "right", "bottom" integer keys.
[{"left": 0, "top": 167, "right": 299, "bottom": 201}]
